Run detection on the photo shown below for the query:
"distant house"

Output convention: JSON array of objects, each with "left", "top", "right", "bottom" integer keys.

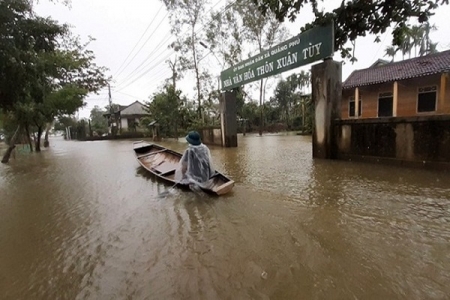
[
  {"left": 104, "top": 101, "right": 150, "bottom": 133},
  {"left": 341, "top": 50, "right": 450, "bottom": 119}
]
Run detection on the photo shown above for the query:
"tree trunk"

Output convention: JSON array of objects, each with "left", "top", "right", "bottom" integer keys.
[
  {"left": 88, "top": 119, "right": 93, "bottom": 138},
  {"left": 1, "top": 125, "right": 20, "bottom": 163},
  {"left": 25, "top": 124, "right": 34, "bottom": 152},
  {"left": 174, "top": 120, "right": 178, "bottom": 140},
  {"left": 35, "top": 126, "right": 42, "bottom": 152},
  {"left": 44, "top": 123, "right": 51, "bottom": 147},
  {"left": 285, "top": 108, "right": 290, "bottom": 129},
  {"left": 191, "top": 28, "right": 202, "bottom": 123}
]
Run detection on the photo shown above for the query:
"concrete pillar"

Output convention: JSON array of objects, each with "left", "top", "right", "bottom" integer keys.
[
  {"left": 311, "top": 59, "right": 342, "bottom": 159},
  {"left": 219, "top": 94, "right": 225, "bottom": 146},
  {"left": 393, "top": 81, "right": 398, "bottom": 117},
  {"left": 439, "top": 73, "right": 448, "bottom": 113},
  {"left": 220, "top": 90, "right": 238, "bottom": 147},
  {"left": 354, "top": 87, "right": 360, "bottom": 118}
]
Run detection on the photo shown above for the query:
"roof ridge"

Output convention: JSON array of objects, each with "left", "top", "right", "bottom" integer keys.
[
  {"left": 343, "top": 50, "right": 450, "bottom": 89},
  {"left": 362, "top": 49, "right": 450, "bottom": 72}
]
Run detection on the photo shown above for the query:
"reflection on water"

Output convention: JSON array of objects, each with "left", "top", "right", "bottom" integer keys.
[{"left": 1, "top": 135, "right": 450, "bottom": 299}]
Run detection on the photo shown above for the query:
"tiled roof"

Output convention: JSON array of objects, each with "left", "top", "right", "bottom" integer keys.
[
  {"left": 120, "top": 101, "right": 149, "bottom": 115},
  {"left": 343, "top": 50, "right": 450, "bottom": 89}
]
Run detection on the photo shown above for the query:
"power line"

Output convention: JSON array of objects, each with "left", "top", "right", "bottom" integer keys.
[
  {"left": 133, "top": 66, "right": 172, "bottom": 91},
  {"left": 372, "top": 26, "right": 395, "bottom": 62},
  {"left": 115, "top": 51, "right": 175, "bottom": 92},
  {"left": 113, "top": 90, "right": 143, "bottom": 99},
  {"left": 115, "top": 0, "right": 236, "bottom": 91},
  {"left": 115, "top": 0, "right": 231, "bottom": 87},
  {"left": 115, "top": 26, "right": 174, "bottom": 88},
  {"left": 143, "top": 68, "right": 172, "bottom": 87},
  {"left": 114, "top": 4, "right": 166, "bottom": 78},
  {"left": 114, "top": 9, "right": 172, "bottom": 87}
]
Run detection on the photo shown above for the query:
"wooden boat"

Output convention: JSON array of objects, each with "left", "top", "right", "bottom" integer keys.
[{"left": 133, "top": 141, "right": 235, "bottom": 196}]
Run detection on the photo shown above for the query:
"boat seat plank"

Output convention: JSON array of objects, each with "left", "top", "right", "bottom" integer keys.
[
  {"left": 153, "top": 161, "right": 177, "bottom": 174},
  {"left": 160, "top": 169, "right": 176, "bottom": 176},
  {"left": 137, "top": 149, "right": 166, "bottom": 159}
]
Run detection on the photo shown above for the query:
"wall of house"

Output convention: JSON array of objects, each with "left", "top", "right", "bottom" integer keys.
[
  {"left": 397, "top": 75, "right": 441, "bottom": 116},
  {"left": 120, "top": 118, "right": 128, "bottom": 130},
  {"left": 334, "top": 115, "right": 450, "bottom": 168},
  {"left": 120, "top": 117, "right": 147, "bottom": 132},
  {"left": 341, "top": 74, "right": 449, "bottom": 119}
]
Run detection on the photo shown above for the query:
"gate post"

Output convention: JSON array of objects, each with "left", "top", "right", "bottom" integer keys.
[
  {"left": 311, "top": 59, "right": 342, "bottom": 159},
  {"left": 220, "top": 90, "right": 238, "bottom": 147}
]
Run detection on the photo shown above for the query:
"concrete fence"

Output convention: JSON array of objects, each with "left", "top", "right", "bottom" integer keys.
[{"left": 334, "top": 115, "right": 450, "bottom": 169}]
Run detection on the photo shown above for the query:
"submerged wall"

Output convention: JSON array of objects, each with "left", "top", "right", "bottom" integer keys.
[
  {"left": 334, "top": 115, "right": 450, "bottom": 169},
  {"left": 199, "top": 127, "right": 223, "bottom": 147}
]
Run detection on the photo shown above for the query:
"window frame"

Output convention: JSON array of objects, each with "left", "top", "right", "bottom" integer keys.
[
  {"left": 377, "top": 92, "right": 394, "bottom": 117},
  {"left": 417, "top": 85, "right": 438, "bottom": 114},
  {"left": 348, "top": 95, "right": 362, "bottom": 118}
]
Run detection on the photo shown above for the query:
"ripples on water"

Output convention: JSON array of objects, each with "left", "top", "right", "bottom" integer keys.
[{"left": 0, "top": 135, "right": 450, "bottom": 299}]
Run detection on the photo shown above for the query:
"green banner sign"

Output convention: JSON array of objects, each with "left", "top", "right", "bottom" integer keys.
[{"left": 220, "top": 23, "right": 334, "bottom": 90}]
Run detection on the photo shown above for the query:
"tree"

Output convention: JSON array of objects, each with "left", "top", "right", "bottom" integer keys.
[
  {"left": 252, "top": 0, "right": 448, "bottom": 61},
  {"left": 54, "top": 115, "right": 77, "bottom": 132},
  {"left": 162, "top": 0, "right": 210, "bottom": 122},
  {"left": 0, "top": 0, "right": 67, "bottom": 161},
  {"left": 205, "top": 3, "right": 244, "bottom": 69},
  {"left": 233, "top": 0, "right": 289, "bottom": 135},
  {"left": 384, "top": 46, "right": 397, "bottom": 62},
  {"left": 0, "top": 0, "right": 107, "bottom": 162},
  {"left": 273, "top": 80, "right": 293, "bottom": 127},
  {"left": 90, "top": 106, "right": 108, "bottom": 136},
  {"left": 409, "top": 25, "right": 424, "bottom": 57},
  {"left": 0, "top": 0, "right": 67, "bottom": 112},
  {"left": 27, "top": 36, "right": 107, "bottom": 151},
  {"left": 240, "top": 101, "right": 260, "bottom": 131},
  {"left": 384, "top": 21, "right": 439, "bottom": 61},
  {"left": 419, "top": 22, "right": 438, "bottom": 56},
  {"left": 145, "top": 84, "right": 181, "bottom": 138}
]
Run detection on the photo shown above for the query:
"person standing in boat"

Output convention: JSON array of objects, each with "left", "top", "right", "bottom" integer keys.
[{"left": 174, "top": 131, "right": 216, "bottom": 189}]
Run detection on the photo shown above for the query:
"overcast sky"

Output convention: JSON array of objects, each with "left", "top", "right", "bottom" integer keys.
[{"left": 34, "top": 0, "right": 450, "bottom": 119}]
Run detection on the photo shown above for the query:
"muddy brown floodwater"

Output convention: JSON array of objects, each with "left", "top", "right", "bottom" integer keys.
[{"left": 1, "top": 134, "right": 450, "bottom": 300}]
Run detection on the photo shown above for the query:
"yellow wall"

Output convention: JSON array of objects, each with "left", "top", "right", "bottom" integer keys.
[{"left": 341, "top": 74, "right": 449, "bottom": 119}]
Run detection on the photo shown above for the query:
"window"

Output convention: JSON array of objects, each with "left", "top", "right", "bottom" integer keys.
[
  {"left": 378, "top": 92, "right": 393, "bottom": 117},
  {"left": 349, "top": 96, "right": 362, "bottom": 117},
  {"left": 417, "top": 86, "right": 437, "bottom": 112}
]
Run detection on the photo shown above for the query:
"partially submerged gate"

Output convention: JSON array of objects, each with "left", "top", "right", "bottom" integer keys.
[{"left": 219, "top": 22, "right": 341, "bottom": 159}]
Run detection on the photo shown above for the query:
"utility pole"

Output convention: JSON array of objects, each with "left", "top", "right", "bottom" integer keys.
[
  {"left": 108, "top": 82, "right": 112, "bottom": 112},
  {"left": 108, "top": 82, "right": 116, "bottom": 136},
  {"left": 168, "top": 57, "right": 179, "bottom": 139}
]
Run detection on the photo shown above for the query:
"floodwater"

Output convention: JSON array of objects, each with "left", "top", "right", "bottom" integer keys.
[{"left": 1, "top": 134, "right": 450, "bottom": 300}]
